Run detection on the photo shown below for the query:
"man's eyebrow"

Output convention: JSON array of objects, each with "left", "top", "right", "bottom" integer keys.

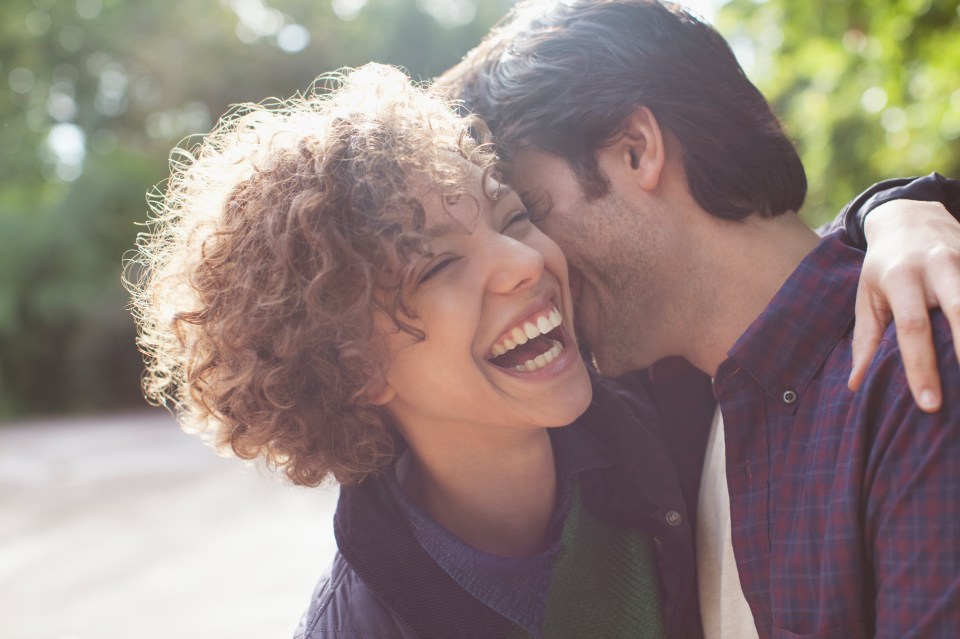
[{"left": 514, "top": 187, "right": 552, "bottom": 215}]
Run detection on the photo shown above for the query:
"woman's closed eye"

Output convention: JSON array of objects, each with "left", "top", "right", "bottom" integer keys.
[
  {"left": 503, "top": 210, "right": 531, "bottom": 232},
  {"left": 418, "top": 255, "right": 460, "bottom": 284}
]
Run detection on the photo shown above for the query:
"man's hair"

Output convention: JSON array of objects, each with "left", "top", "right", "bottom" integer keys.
[
  {"left": 126, "top": 64, "right": 496, "bottom": 486},
  {"left": 439, "top": 0, "right": 807, "bottom": 219}
]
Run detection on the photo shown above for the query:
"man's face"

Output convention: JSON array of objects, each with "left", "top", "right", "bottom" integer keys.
[{"left": 508, "top": 148, "right": 679, "bottom": 376}]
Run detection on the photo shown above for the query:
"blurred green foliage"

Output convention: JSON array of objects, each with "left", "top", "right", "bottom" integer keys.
[
  {"left": 717, "top": 0, "right": 960, "bottom": 225},
  {"left": 0, "top": 0, "right": 514, "bottom": 418},
  {"left": 2, "top": 0, "right": 958, "bottom": 418}
]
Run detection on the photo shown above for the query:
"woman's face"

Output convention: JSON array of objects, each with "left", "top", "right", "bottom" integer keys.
[{"left": 373, "top": 165, "right": 592, "bottom": 440}]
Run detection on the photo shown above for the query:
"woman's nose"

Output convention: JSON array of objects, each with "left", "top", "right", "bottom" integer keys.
[{"left": 486, "top": 235, "right": 545, "bottom": 294}]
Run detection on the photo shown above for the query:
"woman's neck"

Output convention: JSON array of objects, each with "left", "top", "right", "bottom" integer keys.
[{"left": 400, "top": 427, "right": 557, "bottom": 558}]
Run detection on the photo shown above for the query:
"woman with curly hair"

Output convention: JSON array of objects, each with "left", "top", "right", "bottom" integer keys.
[{"left": 128, "top": 63, "right": 958, "bottom": 639}]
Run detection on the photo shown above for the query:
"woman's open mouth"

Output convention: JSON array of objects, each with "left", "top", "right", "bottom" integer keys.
[{"left": 487, "top": 305, "right": 567, "bottom": 372}]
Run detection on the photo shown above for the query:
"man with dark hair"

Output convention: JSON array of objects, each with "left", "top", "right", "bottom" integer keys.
[{"left": 439, "top": 1, "right": 960, "bottom": 637}]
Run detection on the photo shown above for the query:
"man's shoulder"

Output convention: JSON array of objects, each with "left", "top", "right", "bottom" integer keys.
[
  {"left": 846, "top": 309, "right": 960, "bottom": 448},
  {"left": 295, "top": 552, "right": 409, "bottom": 639},
  {"left": 863, "top": 309, "right": 958, "bottom": 399}
]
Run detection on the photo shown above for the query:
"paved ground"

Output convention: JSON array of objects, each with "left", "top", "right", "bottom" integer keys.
[{"left": 0, "top": 411, "right": 339, "bottom": 639}]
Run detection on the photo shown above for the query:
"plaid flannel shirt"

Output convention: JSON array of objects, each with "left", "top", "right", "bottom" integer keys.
[{"left": 714, "top": 231, "right": 960, "bottom": 639}]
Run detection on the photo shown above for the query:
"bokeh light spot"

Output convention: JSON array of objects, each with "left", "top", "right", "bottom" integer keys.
[
  {"left": 861, "top": 86, "right": 888, "bottom": 113},
  {"left": 76, "top": 0, "right": 103, "bottom": 20},
  {"left": 26, "top": 11, "right": 53, "bottom": 36},
  {"left": 277, "top": 24, "right": 310, "bottom": 53},
  {"left": 332, "top": 0, "right": 368, "bottom": 21},
  {"left": 9, "top": 68, "right": 36, "bottom": 94}
]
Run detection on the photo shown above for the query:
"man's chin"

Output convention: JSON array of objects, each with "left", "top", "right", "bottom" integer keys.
[
  {"left": 587, "top": 347, "right": 625, "bottom": 378},
  {"left": 591, "top": 342, "right": 662, "bottom": 378},
  {"left": 576, "top": 322, "right": 636, "bottom": 377},
  {"left": 568, "top": 333, "right": 600, "bottom": 374}
]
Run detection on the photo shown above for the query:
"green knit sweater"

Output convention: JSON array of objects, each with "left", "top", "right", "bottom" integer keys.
[{"left": 507, "top": 483, "right": 666, "bottom": 639}]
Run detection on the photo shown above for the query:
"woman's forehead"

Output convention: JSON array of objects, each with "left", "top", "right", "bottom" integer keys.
[{"left": 420, "top": 182, "right": 515, "bottom": 237}]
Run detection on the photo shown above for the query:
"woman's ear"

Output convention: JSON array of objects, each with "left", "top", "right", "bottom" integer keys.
[
  {"left": 613, "top": 105, "right": 667, "bottom": 193},
  {"left": 365, "top": 315, "right": 399, "bottom": 407},
  {"left": 365, "top": 376, "right": 396, "bottom": 406}
]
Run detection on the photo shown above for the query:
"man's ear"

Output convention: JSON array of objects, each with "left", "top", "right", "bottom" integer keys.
[{"left": 613, "top": 105, "right": 666, "bottom": 193}]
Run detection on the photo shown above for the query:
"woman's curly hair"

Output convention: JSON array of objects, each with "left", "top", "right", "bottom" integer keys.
[{"left": 126, "top": 64, "right": 497, "bottom": 486}]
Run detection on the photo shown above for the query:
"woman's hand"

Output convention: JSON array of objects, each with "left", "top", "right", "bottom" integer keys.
[{"left": 850, "top": 199, "right": 960, "bottom": 412}]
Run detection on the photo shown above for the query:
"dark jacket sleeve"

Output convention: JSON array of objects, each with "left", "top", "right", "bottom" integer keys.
[
  {"left": 830, "top": 173, "right": 960, "bottom": 247},
  {"left": 295, "top": 553, "right": 413, "bottom": 639}
]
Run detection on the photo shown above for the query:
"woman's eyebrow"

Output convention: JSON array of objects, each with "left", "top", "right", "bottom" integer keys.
[
  {"left": 423, "top": 221, "right": 467, "bottom": 239},
  {"left": 497, "top": 183, "right": 517, "bottom": 198},
  {"left": 491, "top": 184, "right": 525, "bottom": 208}
]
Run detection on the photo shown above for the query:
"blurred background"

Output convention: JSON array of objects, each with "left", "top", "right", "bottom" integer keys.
[
  {"left": 3, "top": 0, "right": 960, "bottom": 427},
  {"left": 1, "top": 0, "right": 958, "bottom": 637}
]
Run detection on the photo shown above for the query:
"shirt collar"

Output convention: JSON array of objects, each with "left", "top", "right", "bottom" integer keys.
[{"left": 717, "top": 231, "right": 863, "bottom": 403}]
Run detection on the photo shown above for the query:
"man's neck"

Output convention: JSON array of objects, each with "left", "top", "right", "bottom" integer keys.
[{"left": 681, "top": 212, "right": 821, "bottom": 377}]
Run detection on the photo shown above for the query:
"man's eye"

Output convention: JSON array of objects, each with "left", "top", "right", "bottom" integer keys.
[
  {"left": 418, "top": 256, "right": 458, "bottom": 284},
  {"left": 503, "top": 210, "right": 531, "bottom": 231}
]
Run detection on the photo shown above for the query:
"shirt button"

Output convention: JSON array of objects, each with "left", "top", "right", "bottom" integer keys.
[
  {"left": 782, "top": 389, "right": 798, "bottom": 404},
  {"left": 665, "top": 510, "right": 683, "bottom": 526}
]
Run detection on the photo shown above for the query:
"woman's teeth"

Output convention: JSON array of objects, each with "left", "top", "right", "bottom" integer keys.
[
  {"left": 488, "top": 306, "right": 565, "bottom": 371},
  {"left": 491, "top": 307, "right": 562, "bottom": 357},
  {"left": 513, "top": 338, "right": 564, "bottom": 372}
]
